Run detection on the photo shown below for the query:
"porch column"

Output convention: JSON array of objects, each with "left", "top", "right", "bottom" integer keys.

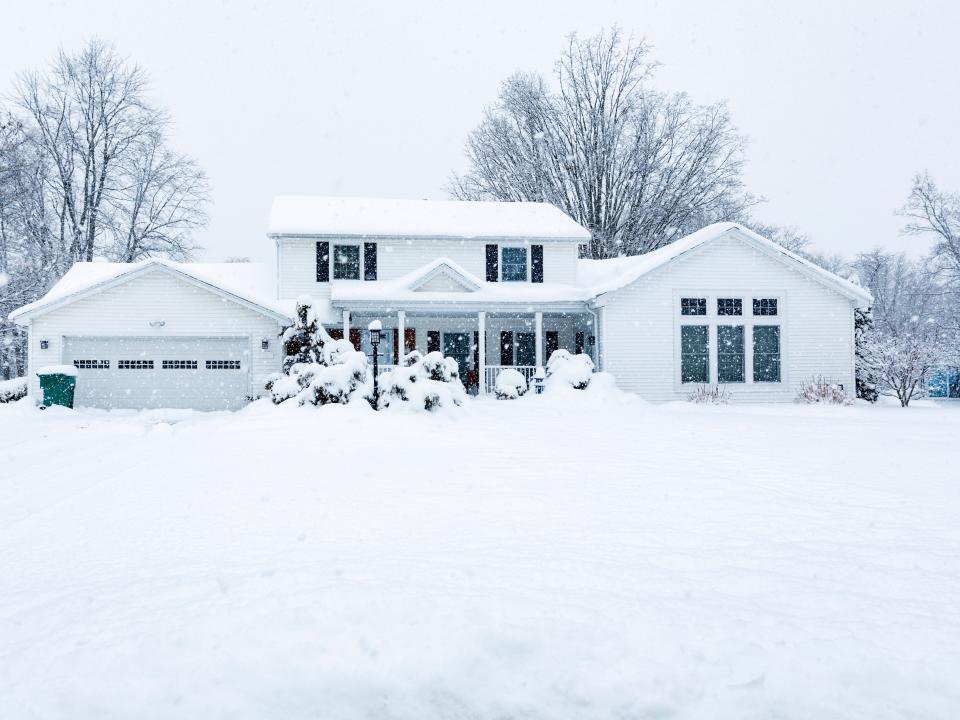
[
  {"left": 397, "top": 310, "right": 406, "bottom": 360},
  {"left": 342, "top": 309, "right": 350, "bottom": 337},
  {"left": 535, "top": 310, "right": 543, "bottom": 367},
  {"left": 478, "top": 311, "right": 487, "bottom": 395}
]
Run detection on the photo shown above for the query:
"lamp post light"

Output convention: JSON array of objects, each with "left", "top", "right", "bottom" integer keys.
[{"left": 368, "top": 319, "right": 382, "bottom": 408}]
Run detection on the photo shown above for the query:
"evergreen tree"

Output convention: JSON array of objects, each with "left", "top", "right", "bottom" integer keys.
[{"left": 855, "top": 307, "right": 879, "bottom": 402}]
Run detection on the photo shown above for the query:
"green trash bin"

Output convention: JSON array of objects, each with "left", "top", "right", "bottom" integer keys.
[{"left": 37, "top": 365, "right": 78, "bottom": 409}]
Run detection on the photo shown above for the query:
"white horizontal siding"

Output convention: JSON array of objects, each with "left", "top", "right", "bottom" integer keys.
[
  {"left": 276, "top": 236, "right": 579, "bottom": 297},
  {"left": 600, "top": 234, "right": 856, "bottom": 402},
  {"left": 27, "top": 268, "right": 283, "bottom": 401}
]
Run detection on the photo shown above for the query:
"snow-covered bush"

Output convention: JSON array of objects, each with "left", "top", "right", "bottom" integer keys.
[
  {"left": 795, "top": 376, "right": 854, "bottom": 406},
  {"left": 545, "top": 350, "right": 594, "bottom": 390},
  {"left": 687, "top": 385, "right": 732, "bottom": 404},
  {"left": 0, "top": 376, "right": 28, "bottom": 403},
  {"left": 858, "top": 326, "right": 944, "bottom": 407},
  {"left": 379, "top": 350, "right": 466, "bottom": 411},
  {"left": 265, "top": 296, "right": 370, "bottom": 406},
  {"left": 494, "top": 368, "right": 528, "bottom": 399}
]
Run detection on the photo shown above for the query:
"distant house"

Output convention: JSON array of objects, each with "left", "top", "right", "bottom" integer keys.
[{"left": 9, "top": 197, "right": 872, "bottom": 410}]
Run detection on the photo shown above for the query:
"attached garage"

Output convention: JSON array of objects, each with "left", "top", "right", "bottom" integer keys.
[
  {"left": 64, "top": 336, "right": 252, "bottom": 410},
  {"left": 10, "top": 260, "right": 288, "bottom": 411}
]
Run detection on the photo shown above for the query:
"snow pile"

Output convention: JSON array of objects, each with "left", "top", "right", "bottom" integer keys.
[
  {"left": 379, "top": 350, "right": 466, "bottom": 411},
  {"left": 266, "top": 297, "right": 370, "bottom": 406},
  {"left": 0, "top": 376, "right": 27, "bottom": 404},
  {"left": 494, "top": 368, "right": 528, "bottom": 400},
  {"left": 545, "top": 350, "right": 594, "bottom": 390},
  {"left": 688, "top": 385, "right": 734, "bottom": 404},
  {"left": 36, "top": 364, "right": 79, "bottom": 377},
  {"left": 795, "top": 376, "right": 854, "bottom": 406}
]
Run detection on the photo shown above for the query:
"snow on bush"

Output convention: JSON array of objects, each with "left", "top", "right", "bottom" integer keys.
[
  {"left": 795, "top": 376, "right": 854, "bottom": 406},
  {"left": 687, "top": 385, "right": 733, "bottom": 404},
  {"left": 494, "top": 368, "right": 528, "bottom": 399},
  {"left": 379, "top": 350, "right": 466, "bottom": 411},
  {"left": 0, "top": 377, "right": 28, "bottom": 404},
  {"left": 545, "top": 350, "right": 594, "bottom": 390},
  {"left": 265, "top": 296, "right": 370, "bottom": 406}
]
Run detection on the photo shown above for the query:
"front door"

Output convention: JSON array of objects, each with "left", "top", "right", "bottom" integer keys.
[{"left": 443, "top": 332, "right": 472, "bottom": 379}]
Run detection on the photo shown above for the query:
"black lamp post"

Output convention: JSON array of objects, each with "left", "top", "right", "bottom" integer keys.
[{"left": 368, "top": 319, "right": 382, "bottom": 408}]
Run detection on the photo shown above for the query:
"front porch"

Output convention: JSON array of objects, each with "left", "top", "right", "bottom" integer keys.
[{"left": 328, "top": 309, "right": 597, "bottom": 394}]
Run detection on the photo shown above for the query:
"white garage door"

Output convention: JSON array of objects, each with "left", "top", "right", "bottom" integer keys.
[{"left": 63, "top": 336, "right": 251, "bottom": 410}]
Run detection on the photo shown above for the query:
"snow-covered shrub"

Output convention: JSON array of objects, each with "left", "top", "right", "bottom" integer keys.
[
  {"left": 795, "top": 376, "right": 854, "bottom": 406},
  {"left": 494, "top": 368, "right": 528, "bottom": 399},
  {"left": 545, "top": 350, "right": 594, "bottom": 390},
  {"left": 265, "top": 296, "right": 370, "bottom": 406},
  {"left": 0, "top": 376, "right": 28, "bottom": 404},
  {"left": 379, "top": 350, "right": 466, "bottom": 411},
  {"left": 687, "top": 385, "right": 733, "bottom": 404}
]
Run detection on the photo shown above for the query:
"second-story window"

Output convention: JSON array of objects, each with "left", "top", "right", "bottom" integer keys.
[
  {"left": 333, "top": 245, "right": 360, "bottom": 279},
  {"left": 501, "top": 247, "right": 527, "bottom": 281}
]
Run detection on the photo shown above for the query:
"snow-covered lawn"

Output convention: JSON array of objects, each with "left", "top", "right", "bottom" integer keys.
[{"left": 1, "top": 394, "right": 958, "bottom": 719}]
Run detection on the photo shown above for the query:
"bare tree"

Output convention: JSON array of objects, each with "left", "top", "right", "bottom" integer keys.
[
  {"left": 107, "top": 128, "right": 208, "bottom": 262},
  {"left": 0, "top": 41, "right": 209, "bottom": 379},
  {"left": 14, "top": 39, "right": 207, "bottom": 264},
  {"left": 901, "top": 172, "right": 960, "bottom": 288},
  {"left": 450, "top": 28, "right": 753, "bottom": 258}
]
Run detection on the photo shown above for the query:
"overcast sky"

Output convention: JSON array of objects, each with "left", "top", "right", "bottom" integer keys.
[{"left": 3, "top": 0, "right": 958, "bottom": 264}]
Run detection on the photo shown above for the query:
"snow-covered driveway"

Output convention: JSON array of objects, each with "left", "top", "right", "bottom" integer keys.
[{"left": 1, "top": 396, "right": 958, "bottom": 719}]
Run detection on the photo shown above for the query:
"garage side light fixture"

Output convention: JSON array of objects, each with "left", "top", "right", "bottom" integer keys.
[
  {"left": 149, "top": 320, "right": 166, "bottom": 328},
  {"left": 40, "top": 339, "right": 49, "bottom": 350},
  {"left": 261, "top": 339, "right": 269, "bottom": 350}
]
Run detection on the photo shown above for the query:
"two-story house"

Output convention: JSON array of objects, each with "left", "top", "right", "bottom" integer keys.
[{"left": 9, "top": 196, "right": 873, "bottom": 410}]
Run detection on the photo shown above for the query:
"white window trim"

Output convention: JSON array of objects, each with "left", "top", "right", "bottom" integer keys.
[
  {"left": 673, "top": 290, "right": 788, "bottom": 391},
  {"left": 331, "top": 242, "right": 362, "bottom": 281},
  {"left": 499, "top": 244, "right": 531, "bottom": 282}
]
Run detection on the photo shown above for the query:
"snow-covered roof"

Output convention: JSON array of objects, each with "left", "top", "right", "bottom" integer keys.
[
  {"left": 268, "top": 196, "right": 592, "bottom": 241},
  {"left": 9, "top": 259, "right": 293, "bottom": 323},
  {"left": 578, "top": 222, "right": 874, "bottom": 305}
]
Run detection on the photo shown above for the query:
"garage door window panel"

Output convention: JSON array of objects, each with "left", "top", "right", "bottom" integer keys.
[
  {"left": 118, "top": 360, "right": 154, "bottom": 369},
  {"left": 206, "top": 360, "right": 242, "bottom": 370},
  {"left": 162, "top": 360, "right": 198, "bottom": 370},
  {"left": 74, "top": 360, "right": 109, "bottom": 369}
]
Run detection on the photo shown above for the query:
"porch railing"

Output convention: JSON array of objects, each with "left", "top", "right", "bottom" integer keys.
[{"left": 484, "top": 365, "right": 536, "bottom": 394}]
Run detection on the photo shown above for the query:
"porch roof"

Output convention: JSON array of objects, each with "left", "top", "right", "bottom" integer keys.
[{"left": 330, "top": 256, "right": 593, "bottom": 310}]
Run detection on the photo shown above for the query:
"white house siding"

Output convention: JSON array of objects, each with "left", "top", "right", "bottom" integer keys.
[
  {"left": 26, "top": 268, "right": 283, "bottom": 401},
  {"left": 599, "top": 234, "right": 857, "bottom": 402},
  {"left": 275, "top": 236, "right": 579, "bottom": 296}
]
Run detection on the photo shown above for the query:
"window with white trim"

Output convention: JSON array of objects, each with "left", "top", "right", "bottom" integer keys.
[
  {"left": 680, "top": 325, "right": 709, "bottom": 383},
  {"left": 753, "top": 326, "right": 781, "bottom": 382},
  {"left": 753, "top": 298, "right": 778, "bottom": 316},
  {"left": 717, "top": 298, "right": 742, "bottom": 315},
  {"left": 501, "top": 247, "right": 528, "bottom": 281},
  {"left": 717, "top": 325, "right": 745, "bottom": 383},
  {"left": 681, "top": 297, "right": 707, "bottom": 316},
  {"left": 332, "top": 244, "right": 360, "bottom": 280}
]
